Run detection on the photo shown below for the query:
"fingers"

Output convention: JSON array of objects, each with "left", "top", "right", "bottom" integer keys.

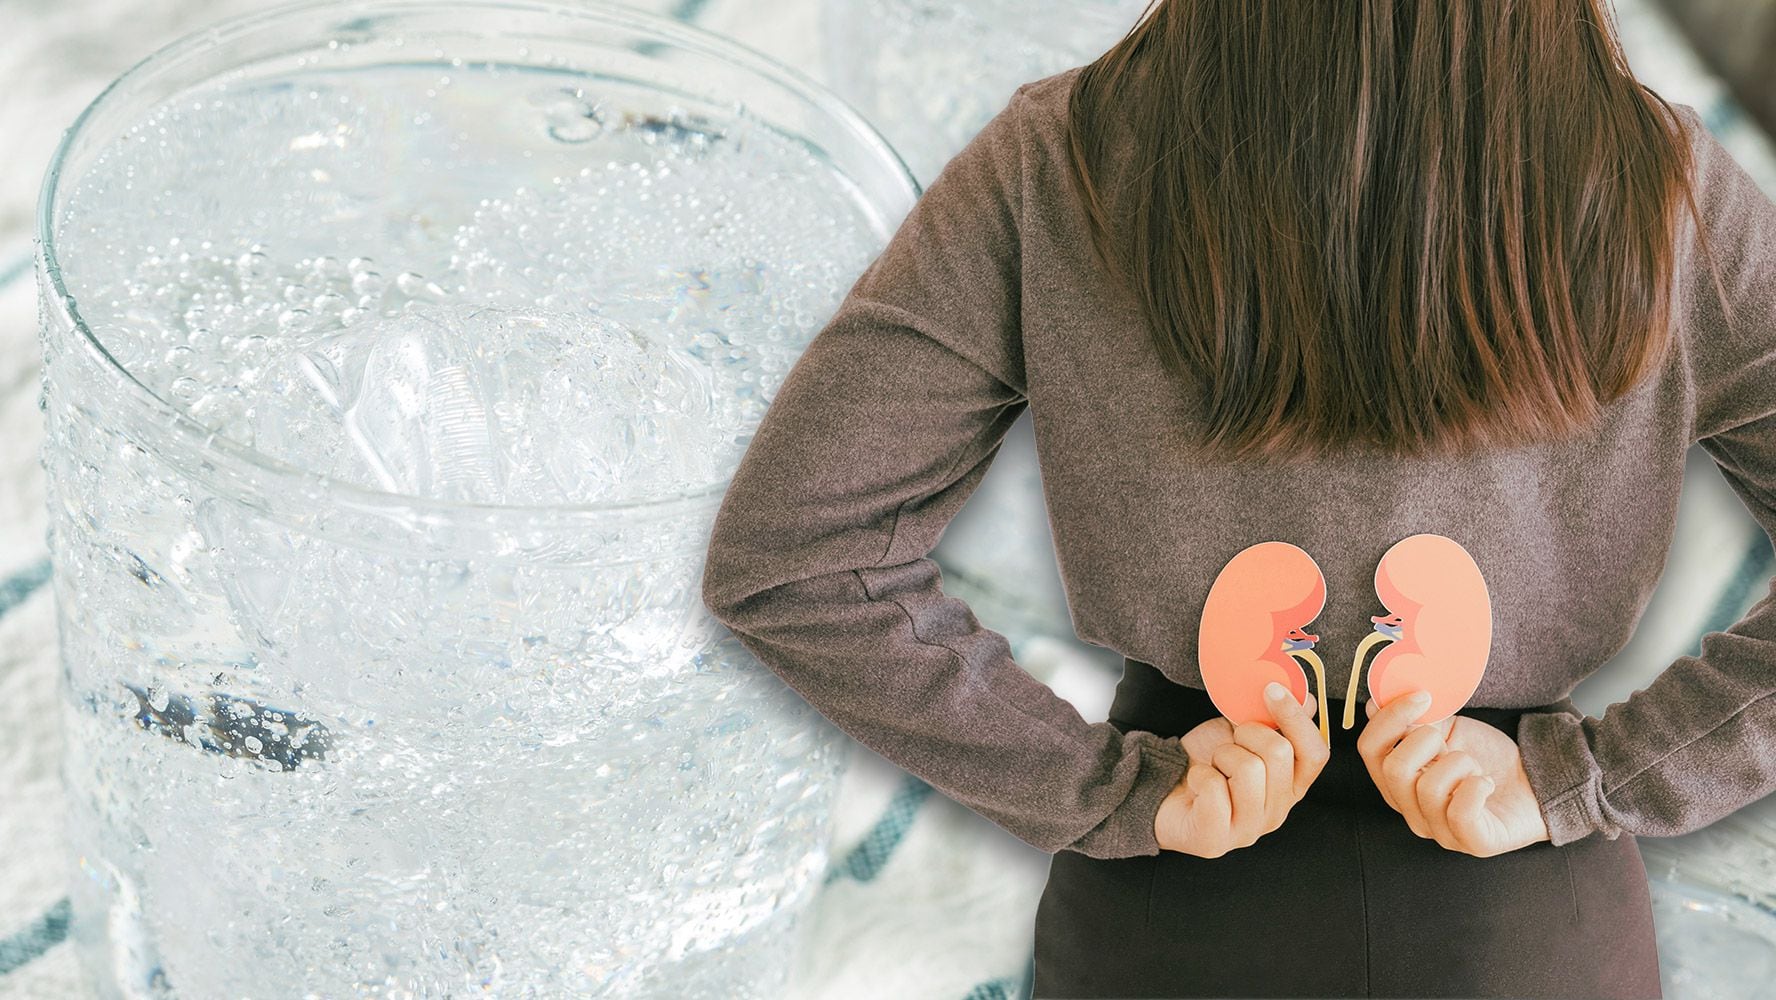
[
  {"left": 1383, "top": 725, "right": 1449, "bottom": 837},
  {"left": 1185, "top": 761, "right": 1232, "bottom": 855},
  {"left": 1354, "top": 692, "right": 1518, "bottom": 855},
  {"left": 1262, "top": 683, "right": 1330, "bottom": 798},
  {"left": 1182, "top": 716, "right": 1236, "bottom": 764},
  {"left": 1220, "top": 683, "right": 1332, "bottom": 844},
  {"left": 1357, "top": 689, "right": 1439, "bottom": 835},
  {"left": 1446, "top": 773, "right": 1497, "bottom": 855},
  {"left": 1360, "top": 697, "right": 1403, "bottom": 813},
  {"left": 1415, "top": 749, "right": 1483, "bottom": 848},
  {"left": 1231, "top": 718, "right": 1293, "bottom": 833},
  {"left": 1356, "top": 690, "right": 1425, "bottom": 815},
  {"left": 1196, "top": 682, "right": 1516, "bottom": 856},
  {"left": 1212, "top": 741, "right": 1267, "bottom": 844}
]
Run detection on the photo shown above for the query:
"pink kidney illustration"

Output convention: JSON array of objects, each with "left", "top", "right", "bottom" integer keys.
[
  {"left": 1341, "top": 533, "right": 1492, "bottom": 729},
  {"left": 1198, "top": 541, "right": 1330, "bottom": 743}
]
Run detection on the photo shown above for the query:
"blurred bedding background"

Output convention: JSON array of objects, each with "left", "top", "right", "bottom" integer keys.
[
  {"left": 3, "top": 0, "right": 1776, "bottom": 996},
  {"left": 1656, "top": 0, "right": 1776, "bottom": 136}
]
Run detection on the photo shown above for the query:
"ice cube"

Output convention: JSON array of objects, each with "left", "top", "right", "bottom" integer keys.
[
  {"left": 294, "top": 301, "right": 720, "bottom": 504},
  {"left": 340, "top": 309, "right": 504, "bottom": 500}
]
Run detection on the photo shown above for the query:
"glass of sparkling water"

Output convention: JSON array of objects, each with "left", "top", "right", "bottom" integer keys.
[{"left": 36, "top": 1, "right": 916, "bottom": 996}]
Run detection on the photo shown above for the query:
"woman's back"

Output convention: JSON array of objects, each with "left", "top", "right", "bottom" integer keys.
[
  {"left": 702, "top": 56, "right": 1776, "bottom": 852},
  {"left": 699, "top": 43, "right": 1775, "bottom": 1000},
  {"left": 1013, "top": 66, "right": 1751, "bottom": 751}
]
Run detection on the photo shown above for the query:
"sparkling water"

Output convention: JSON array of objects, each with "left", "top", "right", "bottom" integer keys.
[{"left": 43, "top": 56, "right": 891, "bottom": 998}]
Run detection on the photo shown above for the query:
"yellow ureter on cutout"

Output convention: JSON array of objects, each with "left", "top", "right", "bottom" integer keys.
[
  {"left": 1288, "top": 649, "right": 1330, "bottom": 745},
  {"left": 1343, "top": 630, "right": 1393, "bottom": 729}
]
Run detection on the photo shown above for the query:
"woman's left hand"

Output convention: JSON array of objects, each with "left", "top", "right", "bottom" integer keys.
[{"left": 1355, "top": 690, "right": 1551, "bottom": 857}]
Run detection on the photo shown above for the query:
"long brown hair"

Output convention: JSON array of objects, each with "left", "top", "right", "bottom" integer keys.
[{"left": 1065, "top": 0, "right": 1732, "bottom": 462}]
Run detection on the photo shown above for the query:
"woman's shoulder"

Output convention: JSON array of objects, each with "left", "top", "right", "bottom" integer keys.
[
  {"left": 1658, "top": 98, "right": 1759, "bottom": 209},
  {"left": 1661, "top": 98, "right": 1776, "bottom": 443},
  {"left": 1001, "top": 64, "right": 1122, "bottom": 185},
  {"left": 1004, "top": 65, "right": 1086, "bottom": 145},
  {"left": 1012, "top": 64, "right": 1086, "bottom": 105},
  {"left": 1660, "top": 98, "right": 1775, "bottom": 288}
]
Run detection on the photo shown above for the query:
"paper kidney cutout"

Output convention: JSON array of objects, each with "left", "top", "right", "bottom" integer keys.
[
  {"left": 1198, "top": 541, "right": 1330, "bottom": 743},
  {"left": 1341, "top": 532, "right": 1492, "bottom": 729}
]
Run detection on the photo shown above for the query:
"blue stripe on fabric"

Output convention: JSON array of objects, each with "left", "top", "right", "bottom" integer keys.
[
  {"left": 823, "top": 772, "right": 933, "bottom": 885},
  {"left": 0, "top": 557, "right": 63, "bottom": 980},
  {"left": 960, "top": 972, "right": 1025, "bottom": 1000},
  {"left": 0, "top": 252, "right": 30, "bottom": 290},
  {"left": 629, "top": 0, "right": 714, "bottom": 57},
  {"left": 0, "top": 896, "right": 70, "bottom": 976},
  {"left": 1701, "top": 532, "right": 1776, "bottom": 639},
  {"left": 0, "top": 558, "right": 51, "bottom": 620},
  {"left": 1702, "top": 94, "right": 1744, "bottom": 136}
]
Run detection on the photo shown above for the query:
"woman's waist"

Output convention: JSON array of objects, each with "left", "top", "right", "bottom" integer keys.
[{"left": 1108, "top": 657, "right": 1564, "bottom": 808}]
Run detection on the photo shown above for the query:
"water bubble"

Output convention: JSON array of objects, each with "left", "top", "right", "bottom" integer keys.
[
  {"left": 393, "top": 272, "right": 447, "bottom": 301},
  {"left": 235, "top": 250, "right": 272, "bottom": 280},
  {"left": 350, "top": 270, "right": 384, "bottom": 297},
  {"left": 277, "top": 308, "right": 315, "bottom": 334},
  {"left": 234, "top": 335, "right": 270, "bottom": 366},
  {"left": 543, "top": 96, "right": 606, "bottom": 144}
]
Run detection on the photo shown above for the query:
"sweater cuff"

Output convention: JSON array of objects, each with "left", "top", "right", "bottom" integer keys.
[
  {"left": 1061, "top": 729, "right": 1191, "bottom": 860},
  {"left": 1515, "top": 708, "right": 1619, "bottom": 847}
]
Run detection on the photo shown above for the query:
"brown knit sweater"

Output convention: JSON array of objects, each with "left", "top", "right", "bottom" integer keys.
[{"left": 699, "top": 66, "right": 1776, "bottom": 859}]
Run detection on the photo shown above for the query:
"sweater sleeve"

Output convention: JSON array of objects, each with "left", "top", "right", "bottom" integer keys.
[
  {"left": 1516, "top": 106, "right": 1776, "bottom": 847},
  {"left": 698, "top": 83, "right": 1191, "bottom": 859}
]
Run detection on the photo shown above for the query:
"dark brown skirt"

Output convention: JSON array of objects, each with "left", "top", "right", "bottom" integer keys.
[{"left": 1032, "top": 658, "right": 1663, "bottom": 999}]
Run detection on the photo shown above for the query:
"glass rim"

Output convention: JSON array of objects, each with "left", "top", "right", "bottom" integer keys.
[{"left": 36, "top": 0, "right": 918, "bottom": 524}]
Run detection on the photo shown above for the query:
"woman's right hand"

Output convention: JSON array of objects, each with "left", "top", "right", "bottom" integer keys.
[{"left": 1154, "top": 682, "right": 1330, "bottom": 857}]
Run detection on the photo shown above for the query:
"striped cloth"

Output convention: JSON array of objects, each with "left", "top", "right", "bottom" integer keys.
[{"left": 6, "top": 0, "right": 1776, "bottom": 997}]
